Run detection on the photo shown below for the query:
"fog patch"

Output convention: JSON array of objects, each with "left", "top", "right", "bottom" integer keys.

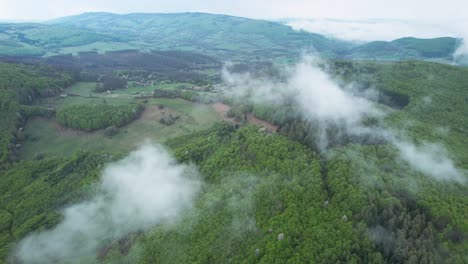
[
  {"left": 454, "top": 40, "right": 468, "bottom": 61},
  {"left": 448, "top": 21, "right": 468, "bottom": 62},
  {"left": 291, "top": 58, "right": 377, "bottom": 123},
  {"left": 225, "top": 176, "right": 259, "bottom": 236},
  {"left": 286, "top": 18, "right": 468, "bottom": 63},
  {"left": 15, "top": 144, "right": 202, "bottom": 263},
  {"left": 222, "top": 66, "right": 286, "bottom": 105},
  {"left": 223, "top": 56, "right": 381, "bottom": 151},
  {"left": 393, "top": 140, "right": 465, "bottom": 183},
  {"left": 202, "top": 174, "right": 260, "bottom": 236},
  {"left": 369, "top": 225, "right": 395, "bottom": 256},
  {"left": 286, "top": 18, "right": 455, "bottom": 42},
  {"left": 422, "top": 96, "right": 432, "bottom": 105}
]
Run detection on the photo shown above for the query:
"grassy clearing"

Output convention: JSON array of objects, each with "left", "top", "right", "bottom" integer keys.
[
  {"left": 39, "top": 82, "right": 139, "bottom": 108},
  {"left": 66, "top": 82, "right": 98, "bottom": 96},
  {"left": 39, "top": 95, "right": 138, "bottom": 109},
  {"left": 64, "top": 82, "right": 198, "bottom": 97},
  {"left": 19, "top": 98, "right": 221, "bottom": 160}
]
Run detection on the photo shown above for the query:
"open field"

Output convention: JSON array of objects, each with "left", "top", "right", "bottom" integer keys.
[
  {"left": 64, "top": 81, "right": 209, "bottom": 97},
  {"left": 20, "top": 97, "right": 221, "bottom": 159},
  {"left": 39, "top": 81, "right": 211, "bottom": 106}
]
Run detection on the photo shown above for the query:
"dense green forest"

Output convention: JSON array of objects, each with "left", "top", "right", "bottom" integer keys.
[
  {"left": 3, "top": 124, "right": 464, "bottom": 262},
  {"left": 56, "top": 103, "right": 145, "bottom": 131},
  {"left": 0, "top": 63, "right": 73, "bottom": 166},
  {"left": 0, "top": 152, "right": 110, "bottom": 260},
  {"left": 0, "top": 47, "right": 466, "bottom": 263},
  {"left": 132, "top": 124, "right": 466, "bottom": 263},
  {"left": 225, "top": 61, "right": 468, "bottom": 163}
]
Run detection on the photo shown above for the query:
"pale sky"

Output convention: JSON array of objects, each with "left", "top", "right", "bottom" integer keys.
[{"left": 0, "top": 0, "right": 466, "bottom": 21}]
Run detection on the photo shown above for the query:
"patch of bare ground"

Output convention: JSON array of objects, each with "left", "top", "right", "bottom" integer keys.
[
  {"left": 212, "top": 102, "right": 278, "bottom": 131},
  {"left": 246, "top": 113, "right": 278, "bottom": 132},
  {"left": 212, "top": 102, "right": 238, "bottom": 124}
]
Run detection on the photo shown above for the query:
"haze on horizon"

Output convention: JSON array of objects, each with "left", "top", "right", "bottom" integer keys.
[{"left": 0, "top": 0, "right": 466, "bottom": 22}]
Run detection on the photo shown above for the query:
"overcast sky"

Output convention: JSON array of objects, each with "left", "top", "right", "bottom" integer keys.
[{"left": 0, "top": 0, "right": 466, "bottom": 21}]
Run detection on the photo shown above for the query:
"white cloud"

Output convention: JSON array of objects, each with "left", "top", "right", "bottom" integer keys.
[
  {"left": 393, "top": 140, "right": 465, "bottom": 183},
  {"left": 290, "top": 58, "right": 377, "bottom": 123},
  {"left": 286, "top": 19, "right": 458, "bottom": 42},
  {"left": 15, "top": 144, "right": 202, "bottom": 263},
  {"left": 221, "top": 56, "right": 466, "bottom": 183},
  {"left": 286, "top": 18, "right": 468, "bottom": 60}
]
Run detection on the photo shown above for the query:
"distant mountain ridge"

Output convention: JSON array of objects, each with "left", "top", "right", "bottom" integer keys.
[
  {"left": 345, "top": 37, "right": 459, "bottom": 61},
  {"left": 0, "top": 12, "right": 461, "bottom": 63}
]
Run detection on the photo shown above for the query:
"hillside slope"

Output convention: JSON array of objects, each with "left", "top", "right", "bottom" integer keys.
[
  {"left": 346, "top": 37, "right": 458, "bottom": 61},
  {"left": 0, "top": 12, "right": 350, "bottom": 60},
  {"left": 0, "top": 12, "right": 461, "bottom": 63}
]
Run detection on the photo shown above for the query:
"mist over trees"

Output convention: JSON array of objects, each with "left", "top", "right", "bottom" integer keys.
[{"left": 0, "top": 10, "right": 466, "bottom": 264}]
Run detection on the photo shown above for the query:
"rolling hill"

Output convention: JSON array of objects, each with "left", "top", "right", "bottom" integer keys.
[
  {"left": 0, "top": 12, "right": 351, "bottom": 60},
  {"left": 0, "top": 12, "right": 461, "bottom": 63},
  {"left": 345, "top": 37, "right": 459, "bottom": 61}
]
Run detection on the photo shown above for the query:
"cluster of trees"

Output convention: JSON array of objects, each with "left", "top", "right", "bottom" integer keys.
[
  {"left": 227, "top": 107, "right": 246, "bottom": 122},
  {"left": 225, "top": 61, "right": 283, "bottom": 79},
  {"left": 224, "top": 61, "right": 468, "bottom": 158},
  {"left": 224, "top": 99, "right": 382, "bottom": 152},
  {"left": 56, "top": 103, "right": 144, "bottom": 131},
  {"left": 1, "top": 50, "right": 220, "bottom": 88},
  {"left": 327, "top": 60, "right": 468, "bottom": 162},
  {"left": 0, "top": 123, "right": 465, "bottom": 262},
  {"left": 0, "top": 62, "right": 74, "bottom": 166},
  {"left": 127, "top": 124, "right": 466, "bottom": 263},
  {"left": 1, "top": 50, "right": 220, "bottom": 73},
  {"left": 0, "top": 58, "right": 466, "bottom": 263},
  {"left": 95, "top": 75, "right": 127, "bottom": 92},
  {"left": 159, "top": 114, "right": 180, "bottom": 126},
  {"left": 153, "top": 89, "right": 196, "bottom": 101},
  {"left": 0, "top": 152, "right": 110, "bottom": 260}
]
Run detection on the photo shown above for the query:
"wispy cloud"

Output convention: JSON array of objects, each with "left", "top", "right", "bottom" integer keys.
[
  {"left": 286, "top": 18, "right": 468, "bottom": 61},
  {"left": 15, "top": 144, "right": 202, "bottom": 263},
  {"left": 221, "top": 56, "right": 466, "bottom": 183},
  {"left": 393, "top": 139, "right": 465, "bottom": 183},
  {"left": 286, "top": 18, "right": 457, "bottom": 42}
]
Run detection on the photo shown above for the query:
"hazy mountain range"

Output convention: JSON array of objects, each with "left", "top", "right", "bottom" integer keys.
[{"left": 0, "top": 12, "right": 461, "bottom": 63}]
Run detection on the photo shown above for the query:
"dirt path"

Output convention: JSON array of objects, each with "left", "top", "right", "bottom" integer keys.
[
  {"left": 246, "top": 113, "right": 278, "bottom": 132},
  {"left": 212, "top": 102, "right": 238, "bottom": 124},
  {"left": 212, "top": 102, "right": 279, "bottom": 132}
]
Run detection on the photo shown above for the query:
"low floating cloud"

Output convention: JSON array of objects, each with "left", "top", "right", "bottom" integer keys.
[
  {"left": 451, "top": 22, "right": 468, "bottom": 62},
  {"left": 15, "top": 145, "right": 202, "bottom": 263},
  {"left": 223, "top": 57, "right": 379, "bottom": 124},
  {"left": 286, "top": 18, "right": 456, "bottom": 42},
  {"left": 221, "top": 56, "right": 465, "bottom": 183},
  {"left": 223, "top": 56, "right": 380, "bottom": 150},
  {"left": 393, "top": 139, "right": 465, "bottom": 183},
  {"left": 290, "top": 58, "right": 377, "bottom": 124}
]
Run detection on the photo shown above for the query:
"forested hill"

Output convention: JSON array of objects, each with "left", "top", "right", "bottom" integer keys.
[
  {"left": 0, "top": 63, "right": 74, "bottom": 166},
  {"left": 0, "top": 12, "right": 460, "bottom": 63},
  {"left": 346, "top": 37, "right": 459, "bottom": 61},
  {"left": 0, "top": 12, "right": 350, "bottom": 60}
]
